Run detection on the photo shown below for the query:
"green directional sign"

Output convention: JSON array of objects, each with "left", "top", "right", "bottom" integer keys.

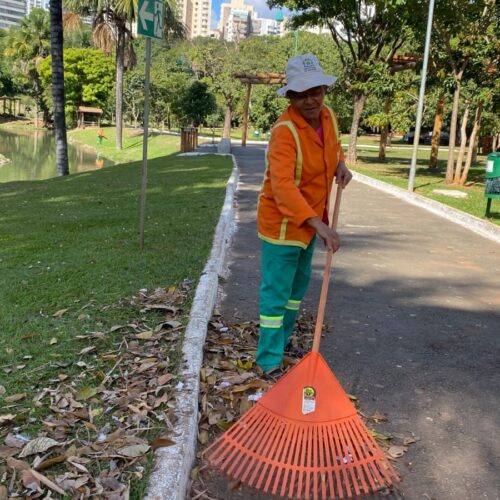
[{"left": 138, "top": 0, "right": 164, "bottom": 39}]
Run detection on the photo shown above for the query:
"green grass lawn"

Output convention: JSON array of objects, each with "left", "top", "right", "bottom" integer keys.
[
  {"left": 352, "top": 144, "right": 499, "bottom": 225},
  {"left": 0, "top": 140, "right": 233, "bottom": 496},
  {"left": 68, "top": 126, "right": 180, "bottom": 164}
]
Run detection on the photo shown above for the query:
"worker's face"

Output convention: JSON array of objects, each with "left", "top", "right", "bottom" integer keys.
[{"left": 287, "top": 86, "right": 326, "bottom": 125}]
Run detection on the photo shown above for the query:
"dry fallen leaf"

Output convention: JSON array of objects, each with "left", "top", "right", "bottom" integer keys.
[
  {"left": 0, "top": 414, "right": 15, "bottom": 425},
  {"left": 75, "top": 386, "right": 98, "bottom": 401},
  {"left": 150, "top": 437, "right": 175, "bottom": 449},
  {"left": 157, "top": 373, "right": 174, "bottom": 385},
  {"left": 0, "top": 385, "right": 5, "bottom": 395},
  {"left": 21, "top": 469, "right": 40, "bottom": 490},
  {"left": 368, "top": 411, "right": 388, "bottom": 423},
  {"left": 19, "top": 437, "right": 61, "bottom": 458},
  {"left": 198, "top": 431, "right": 209, "bottom": 445},
  {"left": 117, "top": 444, "right": 150, "bottom": 458},
  {"left": 79, "top": 346, "right": 97, "bottom": 355},
  {"left": 135, "top": 330, "right": 154, "bottom": 340},
  {"left": 50, "top": 337, "right": 58, "bottom": 345},
  {"left": 5, "top": 393, "right": 26, "bottom": 403},
  {"left": 52, "top": 308, "right": 68, "bottom": 318},
  {"left": 0, "top": 445, "right": 20, "bottom": 459},
  {"left": 387, "top": 445, "right": 408, "bottom": 459},
  {"left": 5, "top": 434, "right": 26, "bottom": 448},
  {"left": 6, "top": 456, "right": 31, "bottom": 471}
]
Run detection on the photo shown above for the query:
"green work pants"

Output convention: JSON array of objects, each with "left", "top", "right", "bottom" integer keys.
[{"left": 256, "top": 238, "right": 316, "bottom": 371}]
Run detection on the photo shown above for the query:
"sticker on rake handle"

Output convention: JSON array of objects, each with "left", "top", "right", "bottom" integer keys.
[{"left": 302, "top": 386, "right": 316, "bottom": 414}]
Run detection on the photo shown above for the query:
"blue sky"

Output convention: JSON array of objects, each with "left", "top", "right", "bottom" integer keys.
[{"left": 211, "top": 0, "right": 291, "bottom": 29}]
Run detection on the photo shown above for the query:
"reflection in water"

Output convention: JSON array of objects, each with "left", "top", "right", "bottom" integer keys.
[{"left": 0, "top": 128, "right": 113, "bottom": 183}]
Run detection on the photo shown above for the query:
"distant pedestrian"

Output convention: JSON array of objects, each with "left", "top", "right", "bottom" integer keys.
[
  {"left": 97, "top": 128, "right": 107, "bottom": 145},
  {"left": 256, "top": 54, "right": 352, "bottom": 378}
]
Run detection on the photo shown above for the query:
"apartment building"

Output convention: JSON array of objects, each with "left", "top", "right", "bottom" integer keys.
[
  {"left": 0, "top": 0, "right": 25, "bottom": 30},
  {"left": 177, "top": 0, "right": 211, "bottom": 39},
  {"left": 26, "top": 0, "right": 50, "bottom": 15},
  {"left": 218, "top": 0, "right": 284, "bottom": 41},
  {"left": 218, "top": 0, "right": 254, "bottom": 41},
  {"left": 256, "top": 17, "right": 281, "bottom": 36}
]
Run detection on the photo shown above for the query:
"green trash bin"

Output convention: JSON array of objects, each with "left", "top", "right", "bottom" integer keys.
[
  {"left": 485, "top": 152, "right": 500, "bottom": 216},
  {"left": 253, "top": 130, "right": 260, "bottom": 138}
]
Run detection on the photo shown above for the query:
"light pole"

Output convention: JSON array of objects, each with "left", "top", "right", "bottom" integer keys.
[{"left": 408, "top": 0, "right": 436, "bottom": 192}]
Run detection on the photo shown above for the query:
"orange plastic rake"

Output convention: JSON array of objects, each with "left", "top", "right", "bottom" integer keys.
[{"left": 204, "top": 186, "right": 399, "bottom": 499}]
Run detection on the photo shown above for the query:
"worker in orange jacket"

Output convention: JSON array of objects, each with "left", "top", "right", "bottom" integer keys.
[{"left": 256, "top": 54, "right": 352, "bottom": 377}]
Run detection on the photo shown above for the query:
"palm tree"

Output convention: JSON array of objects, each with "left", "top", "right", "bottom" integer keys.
[
  {"left": 65, "top": 0, "right": 185, "bottom": 150},
  {"left": 3, "top": 8, "right": 51, "bottom": 128},
  {"left": 50, "top": 0, "right": 69, "bottom": 176}
]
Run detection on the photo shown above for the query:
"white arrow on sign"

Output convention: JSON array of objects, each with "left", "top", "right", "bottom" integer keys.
[{"left": 139, "top": 0, "right": 154, "bottom": 30}]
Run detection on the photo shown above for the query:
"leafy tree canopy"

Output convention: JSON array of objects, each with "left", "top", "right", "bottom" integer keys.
[{"left": 38, "top": 48, "right": 115, "bottom": 117}]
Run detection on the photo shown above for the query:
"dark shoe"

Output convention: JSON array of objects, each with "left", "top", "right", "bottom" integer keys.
[
  {"left": 264, "top": 367, "right": 284, "bottom": 381},
  {"left": 284, "top": 343, "right": 306, "bottom": 358}
]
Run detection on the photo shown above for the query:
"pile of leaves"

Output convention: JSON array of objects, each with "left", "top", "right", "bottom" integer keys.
[
  {"left": 0, "top": 286, "right": 189, "bottom": 499},
  {"left": 189, "top": 314, "right": 419, "bottom": 499}
]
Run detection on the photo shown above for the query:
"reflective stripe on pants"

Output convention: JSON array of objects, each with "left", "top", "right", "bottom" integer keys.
[{"left": 256, "top": 237, "right": 315, "bottom": 371}]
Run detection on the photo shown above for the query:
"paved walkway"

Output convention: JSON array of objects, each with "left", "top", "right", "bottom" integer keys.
[{"left": 208, "top": 145, "right": 499, "bottom": 499}]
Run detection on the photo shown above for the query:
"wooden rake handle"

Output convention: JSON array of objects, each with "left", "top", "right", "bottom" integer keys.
[{"left": 312, "top": 185, "right": 343, "bottom": 353}]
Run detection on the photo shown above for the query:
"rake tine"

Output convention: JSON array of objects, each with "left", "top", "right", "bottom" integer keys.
[
  {"left": 277, "top": 422, "right": 299, "bottom": 498},
  {"left": 248, "top": 412, "right": 282, "bottom": 488},
  {"left": 287, "top": 424, "right": 305, "bottom": 499},
  {"left": 321, "top": 424, "right": 335, "bottom": 499},
  {"left": 230, "top": 409, "right": 271, "bottom": 478},
  {"left": 339, "top": 421, "right": 362, "bottom": 498},
  {"left": 346, "top": 419, "right": 379, "bottom": 493},
  {"left": 263, "top": 420, "right": 292, "bottom": 494},
  {"left": 341, "top": 420, "right": 369, "bottom": 496}
]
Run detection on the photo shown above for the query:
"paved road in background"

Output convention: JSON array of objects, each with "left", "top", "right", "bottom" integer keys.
[{"left": 203, "top": 145, "right": 500, "bottom": 500}]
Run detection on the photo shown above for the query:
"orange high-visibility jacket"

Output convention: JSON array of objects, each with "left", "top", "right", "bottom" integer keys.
[{"left": 257, "top": 105, "right": 344, "bottom": 249}]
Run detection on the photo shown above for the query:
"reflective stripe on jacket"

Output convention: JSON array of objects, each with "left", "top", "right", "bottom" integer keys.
[{"left": 257, "top": 105, "right": 344, "bottom": 249}]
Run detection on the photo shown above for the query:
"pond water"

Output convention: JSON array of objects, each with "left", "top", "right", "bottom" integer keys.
[{"left": 0, "top": 128, "right": 114, "bottom": 183}]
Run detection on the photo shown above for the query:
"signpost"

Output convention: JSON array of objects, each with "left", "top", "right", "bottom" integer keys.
[
  {"left": 407, "top": 0, "right": 435, "bottom": 192},
  {"left": 138, "top": 0, "right": 164, "bottom": 251}
]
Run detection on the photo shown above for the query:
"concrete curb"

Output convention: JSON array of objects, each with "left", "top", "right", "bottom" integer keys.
[
  {"left": 145, "top": 155, "right": 239, "bottom": 500},
  {"left": 352, "top": 171, "right": 500, "bottom": 244}
]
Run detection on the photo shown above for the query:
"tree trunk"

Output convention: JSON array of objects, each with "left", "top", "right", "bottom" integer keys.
[
  {"left": 50, "top": 0, "right": 69, "bottom": 176},
  {"left": 492, "top": 134, "right": 498, "bottom": 152},
  {"left": 34, "top": 102, "right": 39, "bottom": 129},
  {"left": 241, "top": 82, "right": 252, "bottom": 147},
  {"left": 471, "top": 134, "right": 478, "bottom": 164},
  {"left": 388, "top": 131, "right": 393, "bottom": 146},
  {"left": 378, "top": 98, "right": 391, "bottom": 161},
  {"left": 453, "top": 104, "right": 470, "bottom": 184},
  {"left": 347, "top": 92, "right": 366, "bottom": 164},
  {"left": 429, "top": 93, "right": 445, "bottom": 169},
  {"left": 445, "top": 81, "right": 462, "bottom": 183},
  {"left": 33, "top": 75, "right": 50, "bottom": 128},
  {"left": 115, "top": 28, "right": 125, "bottom": 150},
  {"left": 223, "top": 105, "right": 232, "bottom": 139},
  {"left": 459, "top": 102, "right": 483, "bottom": 185}
]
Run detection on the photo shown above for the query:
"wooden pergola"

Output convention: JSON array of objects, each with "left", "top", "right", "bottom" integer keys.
[
  {"left": 77, "top": 106, "right": 103, "bottom": 128},
  {"left": 234, "top": 72, "right": 286, "bottom": 147},
  {"left": 388, "top": 53, "right": 422, "bottom": 72},
  {"left": 0, "top": 96, "right": 22, "bottom": 116}
]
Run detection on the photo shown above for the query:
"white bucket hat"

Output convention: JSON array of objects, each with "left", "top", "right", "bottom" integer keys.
[{"left": 277, "top": 54, "right": 337, "bottom": 97}]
